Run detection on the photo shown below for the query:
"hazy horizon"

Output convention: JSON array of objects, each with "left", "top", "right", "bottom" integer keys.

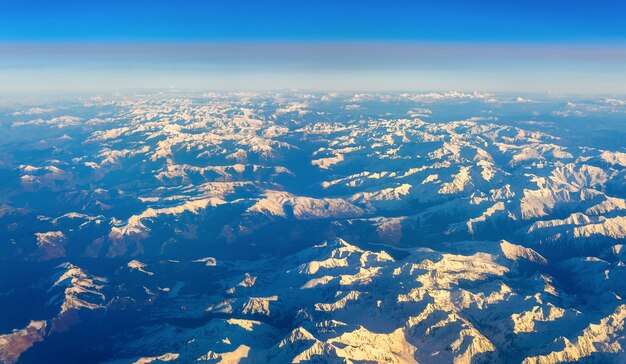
[
  {"left": 2, "top": 0, "right": 626, "bottom": 94},
  {"left": 1, "top": 41, "right": 626, "bottom": 94}
]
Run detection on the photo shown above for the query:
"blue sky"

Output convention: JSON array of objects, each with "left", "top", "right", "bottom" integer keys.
[
  {"left": 1, "top": 0, "right": 626, "bottom": 42},
  {"left": 0, "top": 0, "right": 625, "bottom": 93}
]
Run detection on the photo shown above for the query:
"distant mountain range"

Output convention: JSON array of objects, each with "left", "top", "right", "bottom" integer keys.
[{"left": 1, "top": 91, "right": 626, "bottom": 363}]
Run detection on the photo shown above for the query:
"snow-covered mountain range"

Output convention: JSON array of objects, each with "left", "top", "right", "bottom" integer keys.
[{"left": 1, "top": 91, "right": 625, "bottom": 363}]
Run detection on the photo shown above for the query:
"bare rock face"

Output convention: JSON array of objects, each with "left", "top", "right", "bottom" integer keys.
[{"left": 0, "top": 321, "right": 47, "bottom": 364}]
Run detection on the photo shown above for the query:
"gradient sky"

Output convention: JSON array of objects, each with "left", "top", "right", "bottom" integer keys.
[{"left": 1, "top": 0, "right": 626, "bottom": 93}]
